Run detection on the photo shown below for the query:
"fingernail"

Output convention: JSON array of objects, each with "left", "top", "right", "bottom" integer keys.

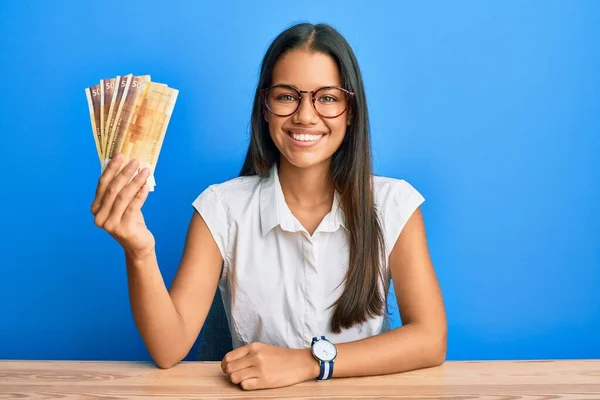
[{"left": 142, "top": 168, "right": 150, "bottom": 177}]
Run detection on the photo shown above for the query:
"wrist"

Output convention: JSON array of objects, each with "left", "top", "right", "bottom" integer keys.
[
  {"left": 298, "top": 348, "right": 320, "bottom": 381},
  {"left": 125, "top": 246, "right": 156, "bottom": 268}
]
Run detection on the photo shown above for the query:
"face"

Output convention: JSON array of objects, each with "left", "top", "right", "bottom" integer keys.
[{"left": 263, "top": 49, "right": 351, "bottom": 170}]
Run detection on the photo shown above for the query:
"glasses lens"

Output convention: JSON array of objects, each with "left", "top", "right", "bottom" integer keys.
[
  {"left": 265, "top": 86, "right": 350, "bottom": 117},
  {"left": 314, "top": 87, "right": 349, "bottom": 117},
  {"left": 266, "top": 86, "right": 299, "bottom": 116}
]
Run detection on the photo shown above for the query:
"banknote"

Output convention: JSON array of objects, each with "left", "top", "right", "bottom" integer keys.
[
  {"left": 117, "top": 81, "right": 166, "bottom": 189},
  {"left": 100, "top": 79, "right": 105, "bottom": 151},
  {"left": 147, "top": 86, "right": 179, "bottom": 177},
  {"left": 123, "top": 83, "right": 178, "bottom": 190},
  {"left": 100, "top": 76, "right": 119, "bottom": 155},
  {"left": 85, "top": 84, "right": 103, "bottom": 161},
  {"left": 106, "top": 75, "right": 151, "bottom": 161},
  {"left": 104, "top": 74, "right": 132, "bottom": 162},
  {"left": 104, "top": 74, "right": 133, "bottom": 169}
]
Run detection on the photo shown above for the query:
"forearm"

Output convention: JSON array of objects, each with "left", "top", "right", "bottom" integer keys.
[
  {"left": 125, "top": 249, "right": 186, "bottom": 368},
  {"left": 299, "top": 323, "right": 446, "bottom": 380},
  {"left": 333, "top": 323, "right": 446, "bottom": 378}
]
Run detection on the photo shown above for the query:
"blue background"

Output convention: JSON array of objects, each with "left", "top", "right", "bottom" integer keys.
[{"left": 1, "top": 1, "right": 598, "bottom": 361}]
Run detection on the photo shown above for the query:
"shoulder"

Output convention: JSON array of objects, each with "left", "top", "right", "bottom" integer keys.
[
  {"left": 191, "top": 174, "right": 263, "bottom": 263},
  {"left": 373, "top": 175, "right": 425, "bottom": 210},
  {"left": 372, "top": 175, "right": 426, "bottom": 257},
  {"left": 192, "top": 174, "right": 263, "bottom": 215}
]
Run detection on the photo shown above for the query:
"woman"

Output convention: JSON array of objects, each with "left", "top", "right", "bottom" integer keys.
[{"left": 91, "top": 22, "right": 447, "bottom": 391}]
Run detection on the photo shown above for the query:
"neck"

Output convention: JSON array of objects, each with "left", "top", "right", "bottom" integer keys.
[{"left": 278, "top": 158, "right": 334, "bottom": 207}]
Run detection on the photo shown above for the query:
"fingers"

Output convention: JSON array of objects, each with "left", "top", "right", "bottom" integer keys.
[
  {"left": 221, "top": 345, "right": 251, "bottom": 373},
  {"left": 104, "top": 168, "right": 151, "bottom": 228},
  {"left": 239, "top": 378, "right": 260, "bottom": 391},
  {"left": 229, "top": 367, "right": 259, "bottom": 386},
  {"left": 125, "top": 179, "right": 151, "bottom": 216},
  {"left": 93, "top": 158, "right": 140, "bottom": 228},
  {"left": 220, "top": 343, "right": 267, "bottom": 390},
  {"left": 91, "top": 153, "right": 123, "bottom": 216},
  {"left": 222, "top": 353, "right": 254, "bottom": 376}
]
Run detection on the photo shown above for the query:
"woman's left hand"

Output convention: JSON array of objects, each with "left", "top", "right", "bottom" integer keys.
[{"left": 221, "top": 342, "right": 319, "bottom": 390}]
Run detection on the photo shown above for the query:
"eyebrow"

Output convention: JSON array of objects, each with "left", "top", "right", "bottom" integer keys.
[
  {"left": 271, "top": 82, "right": 341, "bottom": 90},
  {"left": 271, "top": 82, "right": 294, "bottom": 87}
]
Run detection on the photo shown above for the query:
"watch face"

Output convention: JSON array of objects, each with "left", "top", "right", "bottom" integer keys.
[{"left": 313, "top": 339, "right": 337, "bottom": 361}]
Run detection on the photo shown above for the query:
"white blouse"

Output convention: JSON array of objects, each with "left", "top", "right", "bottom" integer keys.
[{"left": 192, "top": 163, "right": 425, "bottom": 350}]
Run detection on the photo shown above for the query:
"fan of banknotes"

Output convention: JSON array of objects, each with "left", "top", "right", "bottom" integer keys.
[{"left": 85, "top": 74, "right": 178, "bottom": 191}]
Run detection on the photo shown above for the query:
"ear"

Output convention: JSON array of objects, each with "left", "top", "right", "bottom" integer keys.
[{"left": 346, "top": 109, "right": 353, "bottom": 126}]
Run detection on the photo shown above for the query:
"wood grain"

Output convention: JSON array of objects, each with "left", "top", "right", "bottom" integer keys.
[{"left": 1, "top": 360, "right": 599, "bottom": 399}]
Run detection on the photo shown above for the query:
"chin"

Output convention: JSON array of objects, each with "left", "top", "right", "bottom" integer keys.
[{"left": 281, "top": 153, "right": 331, "bottom": 170}]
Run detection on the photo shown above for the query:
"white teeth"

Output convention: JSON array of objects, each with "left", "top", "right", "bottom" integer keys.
[{"left": 290, "top": 132, "right": 322, "bottom": 142}]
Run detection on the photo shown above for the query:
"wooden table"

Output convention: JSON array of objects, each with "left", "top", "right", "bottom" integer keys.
[{"left": 1, "top": 360, "right": 600, "bottom": 399}]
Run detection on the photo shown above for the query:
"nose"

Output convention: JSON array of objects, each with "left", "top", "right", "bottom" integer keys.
[{"left": 293, "top": 93, "right": 320, "bottom": 125}]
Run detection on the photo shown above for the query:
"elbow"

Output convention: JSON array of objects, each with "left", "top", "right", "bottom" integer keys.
[
  {"left": 414, "top": 321, "right": 447, "bottom": 368},
  {"left": 154, "top": 358, "right": 179, "bottom": 369},
  {"left": 147, "top": 332, "right": 188, "bottom": 369},
  {"left": 428, "top": 328, "right": 447, "bottom": 367},
  {"left": 155, "top": 360, "right": 177, "bottom": 369},
  {"left": 430, "top": 343, "right": 447, "bottom": 367},
  {"left": 152, "top": 353, "right": 182, "bottom": 370}
]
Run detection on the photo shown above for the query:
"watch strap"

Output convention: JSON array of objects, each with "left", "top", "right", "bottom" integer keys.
[
  {"left": 312, "top": 335, "right": 326, "bottom": 346},
  {"left": 320, "top": 360, "right": 333, "bottom": 380}
]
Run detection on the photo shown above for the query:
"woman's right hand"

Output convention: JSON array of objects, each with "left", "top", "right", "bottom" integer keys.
[{"left": 91, "top": 153, "right": 155, "bottom": 260}]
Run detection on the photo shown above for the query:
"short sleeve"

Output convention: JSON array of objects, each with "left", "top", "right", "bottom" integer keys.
[
  {"left": 378, "top": 179, "right": 425, "bottom": 259},
  {"left": 192, "top": 185, "right": 231, "bottom": 266}
]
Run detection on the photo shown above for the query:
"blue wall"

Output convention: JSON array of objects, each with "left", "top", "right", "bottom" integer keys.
[{"left": 1, "top": 1, "right": 598, "bottom": 361}]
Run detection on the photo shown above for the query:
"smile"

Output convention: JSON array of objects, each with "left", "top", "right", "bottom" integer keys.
[
  {"left": 288, "top": 131, "right": 324, "bottom": 142},
  {"left": 286, "top": 131, "right": 325, "bottom": 148}
]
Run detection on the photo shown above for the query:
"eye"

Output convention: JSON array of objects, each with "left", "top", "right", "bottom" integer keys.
[
  {"left": 317, "top": 95, "right": 337, "bottom": 103},
  {"left": 276, "top": 94, "right": 298, "bottom": 102}
]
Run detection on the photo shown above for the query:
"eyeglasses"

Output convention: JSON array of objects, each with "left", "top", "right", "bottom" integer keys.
[{"left": 259, "top": 84, "right": 355, "bottom": 119}]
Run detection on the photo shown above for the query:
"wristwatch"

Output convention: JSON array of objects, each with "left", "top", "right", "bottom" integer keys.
[{"left": 311, "top": 336, "right": 337, "bottom": 380}]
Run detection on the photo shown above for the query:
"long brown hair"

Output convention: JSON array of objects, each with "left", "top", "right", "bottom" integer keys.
[{"left": 239, "top": 23, "right": 388, "bottom": 333}]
